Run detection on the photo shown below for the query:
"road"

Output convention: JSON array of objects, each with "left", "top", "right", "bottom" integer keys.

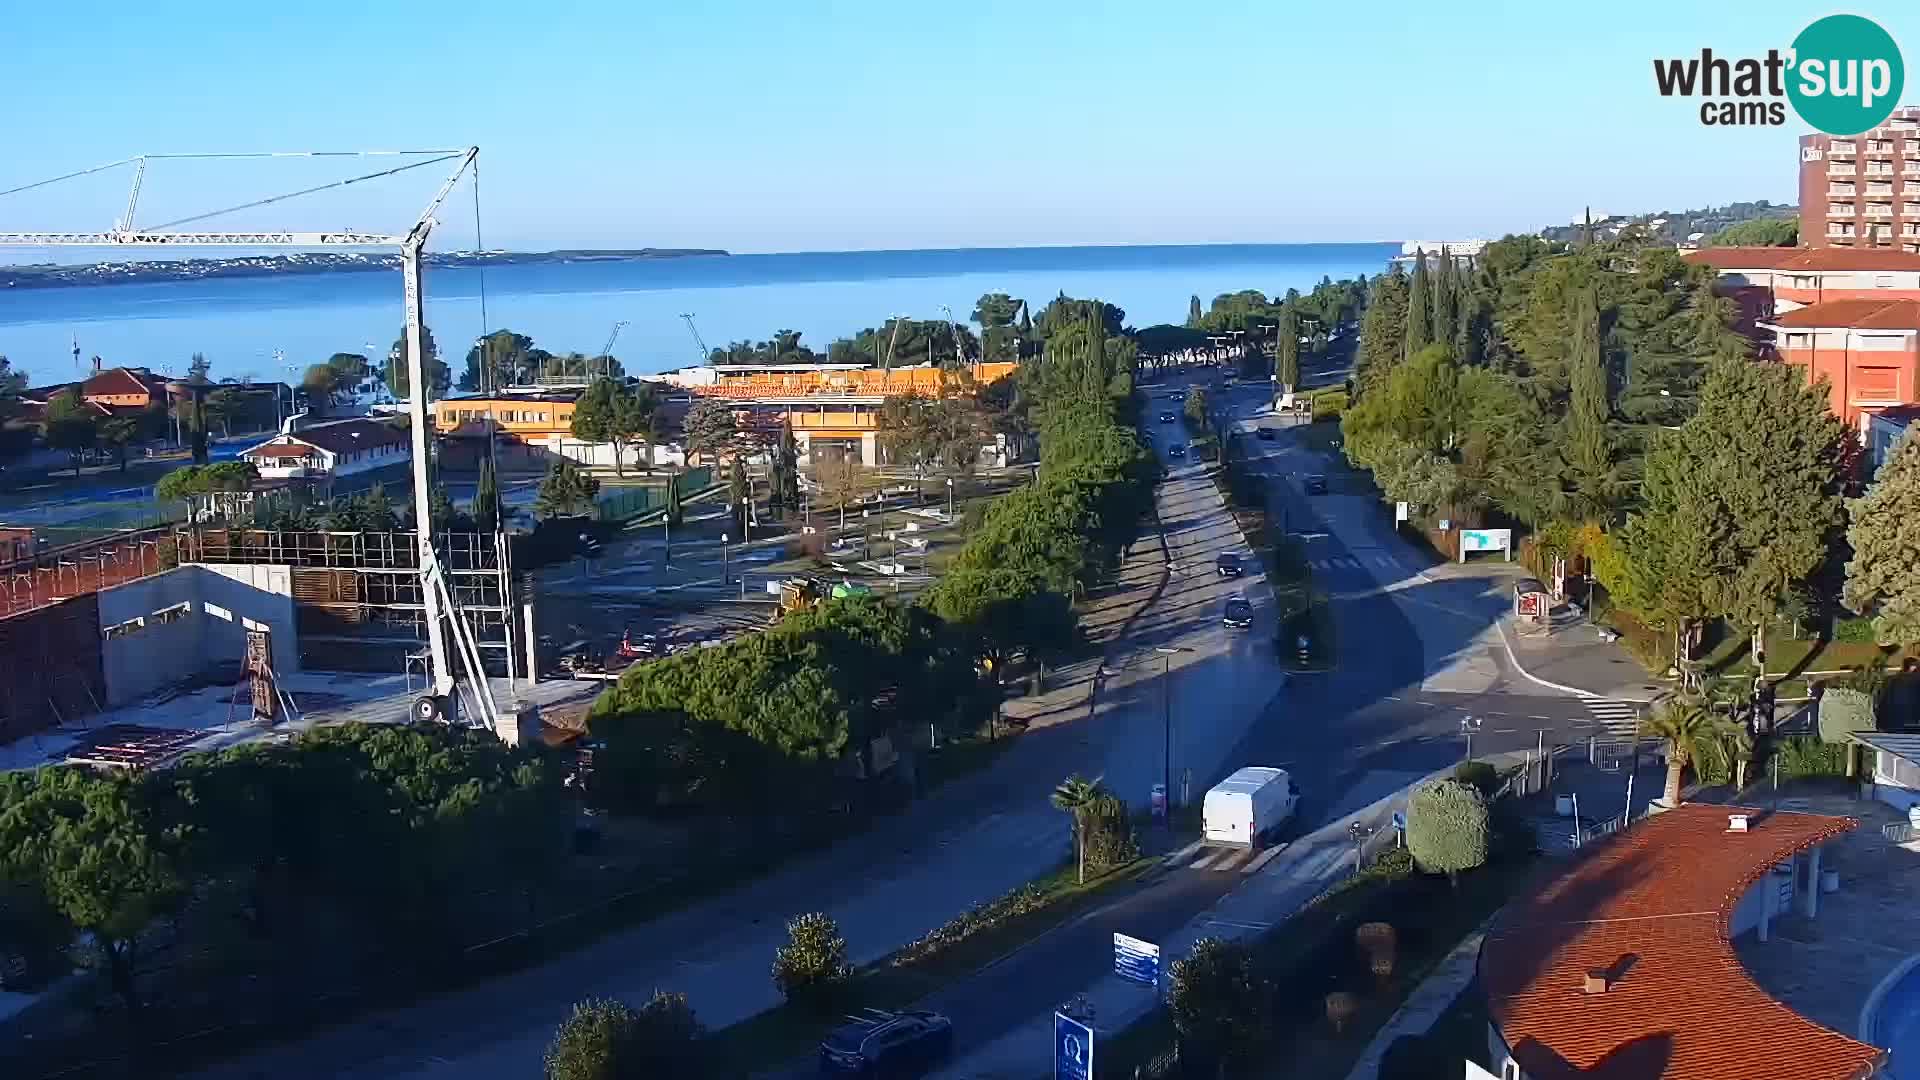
[{"left": 913, "top": 371, "right": 1621, "bottom": 1077}]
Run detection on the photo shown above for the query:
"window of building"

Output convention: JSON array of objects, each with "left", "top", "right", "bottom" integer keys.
[
  {"left": 154, "top": 602, "right": 192, "bottom": 624},
  {"left": 1877, "top": 274, "right": 1898, "bottom": 288},
  {"left": 1856, "top": 335, "right": 1908, "bottom": 352},
  {"left": 1786, "top": 332, "right": 1813, "bottom": 350}
]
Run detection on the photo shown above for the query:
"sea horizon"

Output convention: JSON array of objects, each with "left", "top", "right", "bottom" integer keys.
[{"left": 0, "top": 240, "right": 1403, "bottom": 385}]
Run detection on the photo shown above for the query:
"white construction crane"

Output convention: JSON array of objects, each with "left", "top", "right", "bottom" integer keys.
[
  {"left": 679, "top": 312, "right": 710, "bottom": 365},
  {"left": 0, "top": 148, "right": 496, "bottom": 729},
  {"left": 600, "top": 320, "right": 629, "bottom": 380}
]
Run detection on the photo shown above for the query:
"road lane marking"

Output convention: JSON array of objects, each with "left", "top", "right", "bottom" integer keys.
[{"left": 1242, "top": 846, "right": 1288, "bottom": 875}]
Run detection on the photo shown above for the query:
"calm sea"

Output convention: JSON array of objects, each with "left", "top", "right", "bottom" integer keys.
[{"left": 0, "top": 242, "right": 1399, "bottom": 384}]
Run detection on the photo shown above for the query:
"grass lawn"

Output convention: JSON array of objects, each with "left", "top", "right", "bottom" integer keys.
[
  {"left": 707, "top": 857, "right": 1157, "bottom": 1077},
  {"left": 1298, "top": 418, "right": 1344, "bottom": 454},
  {"left": 1604, "top": 610, "right": 1914, "bottom": 683}
]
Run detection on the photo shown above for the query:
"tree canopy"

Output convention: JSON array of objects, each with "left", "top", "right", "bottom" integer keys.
[{"left": 1845, "top": 427, "right": 1920, "bottom": 646}]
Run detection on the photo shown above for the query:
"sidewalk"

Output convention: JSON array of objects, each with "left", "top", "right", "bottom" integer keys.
[
  {"left": 928, "top": 755, "right": 1532, "bottom": 1079},
  {"left": 1498, "top": 603, "right": 1667, "bottom": 702}
]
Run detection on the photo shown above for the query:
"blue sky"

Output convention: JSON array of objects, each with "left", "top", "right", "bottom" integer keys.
[{"left": 2, "top": 1, "right": 1915, "bottom": 253}]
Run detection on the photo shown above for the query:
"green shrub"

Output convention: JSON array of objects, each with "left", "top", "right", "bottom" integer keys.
[
  {"left": 1453, "top": 761, "right": 1499, "bottom": 797},
  {"left": 1773, "top": 735, "right": 1851, "bottom": 778},
  {"left": 1818, "top": 687, "right": 1877, "bottom": 744},
  {"left": 1083, "top": 793, "right": 1140, "bottom": 872},
  {"left": 770, "top": 912, "right": 852, "bottom": 1007},
  {"left": 890, "top": 882, "right": 1050, "bottom": 968},
  {"left": 543, "top": 994, "right": 706, "bottom": 1080},
  {"left": 1837, "top": 617, "right": 1878, "bottom": 644},
  {"left": 1167, "top": 937, "right": 1273, "bottom": 1069},
  {"left": 1405, "top": 779, "right": 1489, "bottom": 881}
]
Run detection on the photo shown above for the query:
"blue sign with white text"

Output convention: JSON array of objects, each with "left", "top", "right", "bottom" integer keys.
[
  {"left": 1114, "top": 932, "right": 1161, "bottom": 986},
  {"left": 1054, "top": 1011, "right": 1093, "bottom": 1080}
]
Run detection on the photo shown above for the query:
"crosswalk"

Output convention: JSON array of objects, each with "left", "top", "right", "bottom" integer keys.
[
  {"left": 1582, "top": 697, "right": 1645, "bottom": 738},
  {"left": 1162, "top": 842, "right": 1288, "bottom": 875},
  {"left": 1307, "top": 553, "right": 1404, "bottom": 572}
]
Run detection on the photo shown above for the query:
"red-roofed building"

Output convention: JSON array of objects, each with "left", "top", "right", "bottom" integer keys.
[
  {"left": 239, "top": 418, "right": 409, "bottom": 480},
  {"left": 1480, "top": 804, "right": 1879, "bottom": 1080},
  {"left": 1759, "top": 299, "right": 1920, "bottom": 428}
]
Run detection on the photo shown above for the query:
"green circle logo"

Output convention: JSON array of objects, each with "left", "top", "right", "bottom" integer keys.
[{"left": 1787, "top": 15, "right": 1904, "bottom": 135}]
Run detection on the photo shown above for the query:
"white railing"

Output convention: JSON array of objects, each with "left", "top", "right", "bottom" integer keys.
[
  {"left": 1829, "top": 227, "right": 1857, "bottom": 238},
  {"left": 1832, "top": 206, "right": 1859, "bottom": 217},
  {"left": 1883, "top": 822, "right": 1918, "bottom": 844},
  {"left": 1831, "top": 165, "right": 1858, "bottom": 176},
  {"left": 1830, "top": 186, "right": 1858, "bottom": 196},
  {"left": 1831, "top": 143, "right": 1857, "bottom": 155}
]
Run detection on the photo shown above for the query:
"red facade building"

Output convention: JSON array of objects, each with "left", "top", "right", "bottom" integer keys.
[{"left": 1799, "top": 106, "right": 1920, "bottom": 252}]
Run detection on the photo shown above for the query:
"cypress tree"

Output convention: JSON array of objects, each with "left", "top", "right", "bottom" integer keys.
[
  {"left": 1275, "top": 304, "right": 1301, "bottom": 391},
  {"left": 1562, "top": 286, "right": 1616, "bottom": 517},
  {"left": 1431, "top": 247, "right": 1456, "bottom": 348},
  {"left": 1188, "top": 295, "right": 1204, "bottom": 328},
  {"left": 1405, "top": 252, "right": 1433, "bottom": 360},
  {"left": 473, "top": 456, "right": 500, "bottom": 533}
]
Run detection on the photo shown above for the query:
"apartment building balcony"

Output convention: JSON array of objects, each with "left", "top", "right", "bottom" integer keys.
[
  {"left": 1831, "top": 205, "right": 1860, "bottom": 217},
  {"left": 1866, "top": 186, "right": 1896, "bottom": 199},
  {"left": 1866, "top": 207, "right": 1896, "bottom": 220},
  {"left": 1830, "top": 225, "right": 1859, "bottom": 239},
  {"left": 1867, "top": 167, "right": 1897, "bottom": 178},
  {"left": 1831, "top": 141, "right": 1857, "bottom": 156},
  {"left": 1831, "top": 164, "right": 1859, "bottom": 176},
  {"left": 1831, "top": 184, "right": 1858, "bottom": 197}
]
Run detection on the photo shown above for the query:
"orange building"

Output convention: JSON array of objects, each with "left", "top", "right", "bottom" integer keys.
[{"left": 1762, "top": 298, "right": 1920, "bottom": 429}]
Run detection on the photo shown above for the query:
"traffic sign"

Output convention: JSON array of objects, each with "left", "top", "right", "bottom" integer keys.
[
  {"left": 1114, "top": 932, "right": 1161, "bottom": 986},
  {"left": 1054, "top": 1011, "right": 1093, "bottom": 1080}
]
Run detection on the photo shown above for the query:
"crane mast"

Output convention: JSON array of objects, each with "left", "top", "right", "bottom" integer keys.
[{"left": 680, "top": 312, "right": 710, "bottom": 365}]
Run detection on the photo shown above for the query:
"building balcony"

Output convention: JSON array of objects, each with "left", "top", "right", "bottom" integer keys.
[
  {"left": 253, "top": 463, "right": 321, "bottom": 479},
  {"left": 1867, "top": 168, "right": 1897, "bottom": 178},
  {"left": 1829, "top": 226, "right": 1859, "bottom": 238},
  {"left": 1866, "top": 188, "right": 1897, "bottom": 200},
  {"left": 1831, "top": 165, "right": 1858, "bottom": 176},
  {"left": 1831, "top": 206, "right": 1860, "bottom": 217},
  {"left": 1866, "top": 209, "right": 1896, "bottom": 220},
  {"left": 1830, "top": 185, "right": 1858, "bottom": 196},
  {"left": 1831, "top": 141, "right": 1857, "bottom": 154}
]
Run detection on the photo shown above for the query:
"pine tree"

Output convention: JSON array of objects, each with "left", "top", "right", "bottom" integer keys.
[
  {"left": 1562, "top": 286, "right": 1617, "bottom": 518},
  {"left": 1845, "top": 426, "right": 1920, "bottom": 646},
  {"left": 1356, "top": 266, "right": 1409, "bottom": 395},
  {"left": 1188, "top": 295, "right": 1204, "bottom": 328},
  {"left": 1085, "top": 311, "right": 1109, "bottom": 396},
  {"left": 1275, "top": 303, "right": 1301, "bottom": 391},
  {"left": 1404, "top": 251, "right": 1433, "bottom": 360}
]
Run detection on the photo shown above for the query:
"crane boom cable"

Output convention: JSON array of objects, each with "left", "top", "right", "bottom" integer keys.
[
  {"left": 0, "top": 157, "right": 143, "bottom": 200},
  {"left": 146, "top": 152, "right": 465, "bottom": 232}
]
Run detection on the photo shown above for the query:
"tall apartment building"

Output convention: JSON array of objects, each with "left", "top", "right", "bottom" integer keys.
[{"left": 1800, "top": 105, "right": 1920, "bottom": 252}]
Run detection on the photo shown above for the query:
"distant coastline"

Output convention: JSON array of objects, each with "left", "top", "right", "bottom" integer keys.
[{"left": 0, "top": 248, "right": 729, "bottom": 291}]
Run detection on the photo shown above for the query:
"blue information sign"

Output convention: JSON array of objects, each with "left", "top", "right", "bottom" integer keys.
[
  {"left": 1054, "top": 1011, "right": 1093, "bottom": 1080},
  {"left": 1113, "top": 932, "right": 1161, "bottom": 986}
]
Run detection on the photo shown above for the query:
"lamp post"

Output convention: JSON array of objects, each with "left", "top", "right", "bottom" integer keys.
[
  {"left": 1348, "top": 820, "right": 1375, "bottom": 874},
  {"left": 720, "top": 531, "right": 729, "bottom": 586},
  {"left": 945, "top": 476, "right": 955, "bottom": 521},
  {"left": 1154, "top": 645, "right": 1191, "bottom": 827},
  {"left": 1461, "top": 715, "right": 1483, "bottom": 762}
]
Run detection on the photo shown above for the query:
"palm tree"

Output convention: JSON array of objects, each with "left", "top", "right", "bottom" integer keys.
[
  {"left": 1640, "top": 698, "right": 1736, "bottom": 807},
  {"left": 1051, "top": 774, "right": 1104, "bottom": 885}
]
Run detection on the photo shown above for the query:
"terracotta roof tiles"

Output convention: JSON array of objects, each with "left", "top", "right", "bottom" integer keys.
[
  {"left": 1481, "top": 805, "right": 1878, "bottom": 1080},
  {"left": 1765, "top": 298, "right": 1920, "bottom": 330}
]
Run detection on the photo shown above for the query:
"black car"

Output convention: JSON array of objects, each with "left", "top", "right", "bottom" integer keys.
[
  {"left": 1159, "top": 411, "right": 1177, "bottom": 423},
  {"left": 1304, "top": 474, "right": 1328, "bottom": 495},
  {"left": 1255, "top": 426, "right": 1276, "bottom": 441},
  {"left": 820, "top": 1009, "right": 955, "bottom": 1076},
  {"left": 1223, "top": 597, "right": 1254, "bottom": 629},
  {"left": 1216, "top": 551, "right": 1244, "bottom": 578},
  {"left": 1167, "top": 443, "right": 1187, "bottom": 458}
]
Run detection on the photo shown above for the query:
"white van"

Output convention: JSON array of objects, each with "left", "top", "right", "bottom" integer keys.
[{"left": 1202, "top": 767, "right": 1300, "bottom": 848}]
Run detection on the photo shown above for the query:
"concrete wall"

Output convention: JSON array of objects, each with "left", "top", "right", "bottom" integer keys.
[{"left": 96, "top": 564, "right": 299, "bottom": 707}]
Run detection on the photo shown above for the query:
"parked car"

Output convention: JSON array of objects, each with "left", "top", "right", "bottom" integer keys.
[
  {"left": 1303, "top": 474, "right": 1328, "bottom": 495},
  {"left": 1215, "top": 551, "right": 1243, "bottom": 578},
  {"left": 1255, "top": 426, "right": 1276, "bottom": 441},
  {"left": 1222, "top": 597, "right": 1254, "bottom": 629},
  {"left": 820, "top": 1008, "right": 955, "bottom": 1076},
  {"left": 1167, "top": 443, "right": 1187, "bottom": 458}
]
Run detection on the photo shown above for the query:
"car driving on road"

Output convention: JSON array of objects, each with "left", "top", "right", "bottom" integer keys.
[
  {"left": 1158, "top": 411, "right": 1176, "bottom": 423},
  {"left": 820, "top": 1008, "right": 955, "bottom": 1076},
  {"left": 1167, "top": 443, "right": 1187, "bottom": 458},
  {"left": 1216, "top": 551, "right": 1243, "bottom": 578},
  {"left": 1222, "top": 597, "right": 1254, "bottom": 629}
]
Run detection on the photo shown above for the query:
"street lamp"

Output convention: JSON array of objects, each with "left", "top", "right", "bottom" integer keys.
[
  {"left": 945, "top": 476, "right": 955, "bottom": 521},
  {"left": 1460, "top": 715, "right": 1483, "bottom": 761},
  {"left": 1154, "top": 645, "right": 1192, "bottom": 826},
  {"left": 1347, "top": 820, "right": 1376, "bottom": 873},
  {"left": 720, "top": 531, "right": 730, "bottom": 585}
]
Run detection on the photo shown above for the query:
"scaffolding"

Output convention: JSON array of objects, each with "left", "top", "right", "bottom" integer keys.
[{"left": 183, "top": 528, "right": 518, "bottom": 677}]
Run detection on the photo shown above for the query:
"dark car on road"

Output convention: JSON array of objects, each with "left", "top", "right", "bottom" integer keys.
[
  {"left": 1216, "top": 551, "right": 1243, "bottom": 578},
  {"left": 820, "top": 1008, "right": 955, "bottom": 1076},
  {"left": 1304, "top": 474, "right": 1328, "bottom": 495},
  {"left": 1158, "top": 411, "right": 1176, "bottom": 423},
  {"left": 1167, "top": 443, "right": 1187, "bottom": 458},
  {"left": 1255, "top": 426, "right": 1276, "bottom": 441},
  {"left": 1223, "top": 597, "right": 1254, "bottom": 629}
]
